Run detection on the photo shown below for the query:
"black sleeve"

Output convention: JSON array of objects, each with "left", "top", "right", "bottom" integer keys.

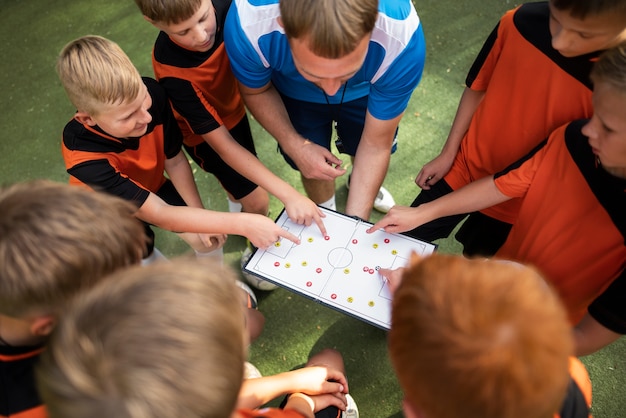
[
  {"left": 68, "top": 159, "right": 150, "bottom": 207},
  {"left": 465, "top": 21, "right": 500, "bottom": 87},
  {"left": 144, "top": 77, "right": 185, "bottom": 159},
  {"left": 588, "top": 269, "right": 626, "bottom": 334}
]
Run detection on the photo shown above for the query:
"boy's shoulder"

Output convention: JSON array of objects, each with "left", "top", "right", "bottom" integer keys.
[{"left": 0, "top": 342, "right": 47, "bottom": 418}]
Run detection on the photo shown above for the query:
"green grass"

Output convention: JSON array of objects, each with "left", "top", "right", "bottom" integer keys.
[{"left": 1, "top": 0, "right": 624, "bottom": 416}]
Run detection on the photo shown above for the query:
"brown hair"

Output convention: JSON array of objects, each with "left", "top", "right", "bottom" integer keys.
[
  {"left": 56, "top": 35, "right": 143, "bottom": 115},
  {"left": 551, "top": 0, "right": 626, "bottom": 19},
  {"left": 37, "top": 259, "right": 246, "bottom": 418},
  {"left": 0, "top": 180, "right": 146, "bottom": 317},
  {"left": 389, "top": 254, "right": 573, "bottom": 418},
  {"left": 134, "top": 0, "right": 203, "bottom": 25},
  {"left": 279, "top": 0, "right": 378, "bottom": 58}
]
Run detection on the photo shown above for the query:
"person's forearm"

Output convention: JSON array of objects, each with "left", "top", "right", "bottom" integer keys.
[
  {"left": 164, "top": 151, "right": 204, "bottom": 208},
  {"left": 137, "top": 194, "right": 254, "bottom": 236},
  {"left": 439, "top": 87, "right": 485, "bottom": 158},
  {"left": 574, "top": 314, "right": 622, "bottom": 356},
  {"left": 284, "top": 394, "right": 315, "bottom": 418},
  {"left": 202, "top": 127, "right": 303, "bottom": 203},
  {"left": 346, "top": 145, "right": 389, "bottom": 219},
  {"left": 237, "top": 372, "right": 299, "bottom": 409},
  {"left": 239, "top": 83, "right": 304, "bottom": 156},
  {"left": 345, "top": 113, "right": 400, "bottom": 219},
  {"left": 420, "top": 176, "right": 509, "bottom": 221}
]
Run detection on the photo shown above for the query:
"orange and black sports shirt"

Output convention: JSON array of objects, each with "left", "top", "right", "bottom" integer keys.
[
  {"left": 0, "top": 344, "right": 46, "bottom": 418},
  {"left": 61, "top": 77, "right": 183, "bottom": 207},
  {"left": 494, "top": 120, "right": 626, "bottom": 324},
  {"left": 445, "top": 2, "right": 597, "bottom": 224},
  {"left": 151, "top": 0, "right": 245, "bottom": 148}
]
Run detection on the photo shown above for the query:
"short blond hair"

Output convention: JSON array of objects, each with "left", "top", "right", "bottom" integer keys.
[
  {"left": 591, "top": 40, "right": 626, "bottom": 95},
  {"left": 0, "top": 180, "right": 146, "bottom": 317},
  {"left": 56, "top": 35, "right": 143, "bottom": 115},
  {"left": 134, "top": 0, "right": 202, "bottom": 24},
  {"left": 37, "top": 258, "right": 246, "bottom": 418},
  {"left": 389, "top": 254, "right": 573, "bottom": 418},
  {"left": 280, "top": 0, "right": 378, "bottom": 58}
]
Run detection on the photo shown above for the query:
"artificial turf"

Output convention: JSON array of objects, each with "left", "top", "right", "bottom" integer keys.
[{"left": 0, "top": 0, "right": 623, "bottom": 416}]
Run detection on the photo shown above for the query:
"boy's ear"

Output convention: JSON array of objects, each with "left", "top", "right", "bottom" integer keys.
[
  {"left": 143, "top": 15, "right": 156, "bottom": 25},
  {"left": 74, "top": 112, "right": 97, "bottom": 126},
  {"left": 30, "top": 315, "right": 57, "bottom": 337},
  {"left": 276, "top": 16, "right": 283, "bottom": 28}
]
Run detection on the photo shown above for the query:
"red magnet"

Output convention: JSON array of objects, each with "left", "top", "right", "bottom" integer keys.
[
  {"left": 331, "top": 293, "right": 337, "bottom": 299},
  {"left": 316, "top": 267, "right": 322, "bottom": 273},
  {"left": 384, "top": 238, "right": 390, "bottom": 243},
  {"left": 306, "top": 281, "right": 312, "bottom": 287},
  {"left": 274, "top": 261, "right": 280, "bottom": 267},
  {"left": 352, "top": 239, "right": 358, "bottom": 244},
  {"left": 324, "top": 235, "right": 330, "bottom": 240}
]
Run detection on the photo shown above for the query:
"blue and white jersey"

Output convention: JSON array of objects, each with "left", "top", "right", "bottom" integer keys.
[{"left": 224, "top": 0, "right": 426, "bottom": 121}]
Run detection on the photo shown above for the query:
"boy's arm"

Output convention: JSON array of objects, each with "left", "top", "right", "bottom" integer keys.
[
  {"left": 134, "top": 193, "right": 299, "bottom": 248},
  {"left": 236, "top": 366, "right": 347, "bottom": 409},
  {"left": 201, "top": 126, "right": 327, "bottom": 236},
  {"left": 164, "top": 150, "right": 204, "bottom": 208},
  {"left": 415, "top": 87, "right": 485, "bottom": 189},
  {"left": 367, "top": 176, "right": 509, "bottom": 234},
  {"left": 238, "top": 82, "right": 346, "bottom": 182},
  {"left": 573, "top": 313, "right": 622, "bottom": 357}
]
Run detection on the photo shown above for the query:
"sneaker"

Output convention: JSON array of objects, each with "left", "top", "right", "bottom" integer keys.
[
  {"left": 240, "top": 247, "right": 279, "bottom": 291},
  {"left": 342, "top": 394, "right": 359, "bottom": 418},
  {"left": 235, "top": 280, "right": 258, "bottom": 309},
  {"left": 345, "top": 175, "right": 395, "bottom": 214},
  {"left": 373, "top": 185, "right": 395, "bottom": 213},
  {"left": 244, "top": 361, "right": 263, "bottom": 379}
]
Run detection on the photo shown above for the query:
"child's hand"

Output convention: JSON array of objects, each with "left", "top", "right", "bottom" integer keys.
[
  {"left": 287, "top": 366, "right": 348, "bottom": 396},
  {"left": 415, "top": 153, "right": 455, "bottom": 190},
  {"left": 198, "top": 233, "right": 227, "bottom": 250},
  {"left": 284, "top": 194, "right": 327, "bottom": 237},
  {"left": 245, "top": 216, "right": 300, "bottom": 249},
  {"left": 378, "top": 267, "right": 405, "bottom": 296},
  {"left": 366, "top": 205, "right": 421, "bottom": 234}
]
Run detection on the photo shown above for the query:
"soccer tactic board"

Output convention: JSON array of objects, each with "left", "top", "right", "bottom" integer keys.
[{"left": 243, "top": 207, "right": 436, "bottom": 329}]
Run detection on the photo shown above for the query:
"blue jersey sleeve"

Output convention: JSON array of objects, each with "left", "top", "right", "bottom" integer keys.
[
  {"left": 224, "top": 0, "right": 274, "bottom": 89},
  {"left": 368, "top": 22, "right": 426, "bottom": 120}
]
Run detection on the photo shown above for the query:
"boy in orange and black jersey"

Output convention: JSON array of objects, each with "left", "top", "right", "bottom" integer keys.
[{"left": 406, "top": 0, "right": 626, "bottom": 257}]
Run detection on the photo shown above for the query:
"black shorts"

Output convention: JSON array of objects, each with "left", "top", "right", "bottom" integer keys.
[
  {"left": 277, "top": 93, "right": 397, "bottom": 170},
  {"left": 184, "top": 115, "right": 260, "bottom": 200}
]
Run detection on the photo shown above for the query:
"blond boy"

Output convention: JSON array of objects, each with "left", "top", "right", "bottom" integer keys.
[
  {"left": 0, "top": 180, "right": 147, "bottom": 418},
  {"left": 37, "top": 259, "right": 357, "bottom": 418},
  {"left": 57, "top": 35, "right": 301, "bottom": 258}
]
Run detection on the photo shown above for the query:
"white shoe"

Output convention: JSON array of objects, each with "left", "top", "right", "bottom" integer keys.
[
  {"left": 346, "top": 175, "right": 395, "bottom": 213},
  {"left": 342, "top": 394, "right": 359, "bottom": 418},
  {"left": 373, "top": 186, "right": 395, "bottom": 213},
  {"left": 244, "top": 361, "right": 263, "bottom": 379},
  {"left": 240, "top": 247, "right": 279, "bottom": 291}
]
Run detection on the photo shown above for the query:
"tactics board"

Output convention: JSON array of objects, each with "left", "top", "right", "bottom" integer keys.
[{"left": 243, "top": 207, "right": 437, "bottom": 329}]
